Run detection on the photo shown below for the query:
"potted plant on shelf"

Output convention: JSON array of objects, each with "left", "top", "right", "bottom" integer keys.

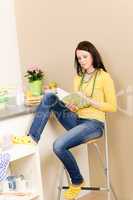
[
  {"left": 25, "top": 64, "right": 44, "bottom": 96},
  {"left": 0, "top": 88, "right": 8, "bottom": 109}
]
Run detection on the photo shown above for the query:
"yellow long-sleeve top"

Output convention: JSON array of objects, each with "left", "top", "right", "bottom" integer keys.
[{"left": 73, "top": 68, "right": 117, "bottom": 122}]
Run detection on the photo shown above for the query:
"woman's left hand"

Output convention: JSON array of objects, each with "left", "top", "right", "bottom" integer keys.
[
  {"left": 77, "top": 91, "right": 101, "bottom": 109},
  {"left": 77, "top": 91, "right": 90, "bottom": 100}
]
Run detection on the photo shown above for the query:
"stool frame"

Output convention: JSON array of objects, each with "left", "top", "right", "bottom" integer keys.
[{"left": 57, "top": 121, "right": 117, "bottom": 200}]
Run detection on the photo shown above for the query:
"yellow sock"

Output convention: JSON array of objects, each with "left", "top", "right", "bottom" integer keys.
[{"left": 64, "top": 182, "right": 84, "bottom": 199}]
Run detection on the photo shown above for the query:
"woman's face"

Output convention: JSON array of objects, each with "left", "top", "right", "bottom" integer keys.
[{"left": 76, "top": 50, "right": 93, "bottom": 71}]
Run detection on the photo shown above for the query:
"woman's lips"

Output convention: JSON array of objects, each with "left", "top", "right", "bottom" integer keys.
[{"left": 81, "top": 63, "right": 86, "bottom": 66}]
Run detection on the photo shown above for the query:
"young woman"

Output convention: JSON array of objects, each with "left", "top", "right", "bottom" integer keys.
[{"left": 13, "top": 41, "right": 117, "bottom": 199}]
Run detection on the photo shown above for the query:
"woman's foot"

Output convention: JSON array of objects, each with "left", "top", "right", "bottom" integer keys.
[
  {"left": 64, "top": 182, "right": 84, "bottom": 200},
  {"left": 12, "top": 135, "right": 37, "bottom": 145}
]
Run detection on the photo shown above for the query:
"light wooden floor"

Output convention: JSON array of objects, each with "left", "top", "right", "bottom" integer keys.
[{"left": 77, "top": 191, "right": 108, "bottom": 200}]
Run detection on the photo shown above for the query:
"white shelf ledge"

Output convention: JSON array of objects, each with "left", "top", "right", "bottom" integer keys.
[
  {"left": 0, "top": 193, "right": 39, "bottom": 200},
  {"left": 4, "top": 144, "right": 38, "bottom": 162}
]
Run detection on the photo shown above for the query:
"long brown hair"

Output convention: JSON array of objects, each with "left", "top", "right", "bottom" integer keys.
[{"left": 74, "top": 41, "right": 107, "bottom": 76}]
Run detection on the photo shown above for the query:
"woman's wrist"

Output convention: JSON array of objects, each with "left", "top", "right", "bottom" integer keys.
[{"left": 77, "top": 91, "right": 91, "bottom": 101}]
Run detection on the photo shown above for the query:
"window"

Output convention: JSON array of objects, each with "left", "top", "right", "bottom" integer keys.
[{"left": 0, "top": 0, "right": 22, "bottom": 87}]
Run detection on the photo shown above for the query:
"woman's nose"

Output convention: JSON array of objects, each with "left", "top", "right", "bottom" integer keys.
[
  {"left": 81, "top": 58, "right": 86, "bottom": 63},
  {"left": 80, "top": 57, "right": 85, "bottom": 62}
]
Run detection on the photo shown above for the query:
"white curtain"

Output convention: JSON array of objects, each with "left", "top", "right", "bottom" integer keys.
[{"left": 0, "top": 0, "right": 22, "bottom": 87}]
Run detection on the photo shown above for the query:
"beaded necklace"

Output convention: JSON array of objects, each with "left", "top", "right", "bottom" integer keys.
[{"left": 79, "top": 69, "right": 98, "bottom": 97}]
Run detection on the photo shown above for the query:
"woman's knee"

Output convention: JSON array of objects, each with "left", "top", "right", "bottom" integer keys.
[
  {"left": 42, "top": 92, "right": 58, "bottom": 106},
  {"left": 53, "top": 138, "right": 64, "bottom": 155}
]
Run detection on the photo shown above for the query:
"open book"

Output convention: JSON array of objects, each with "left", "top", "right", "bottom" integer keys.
[{"left": 62, "top": 92, "right": 89, "bottom": 108}]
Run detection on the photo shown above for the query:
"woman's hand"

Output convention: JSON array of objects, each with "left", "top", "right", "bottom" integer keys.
[
  {"left": 77, "top": 91, "right": 88, "bottom": 99},
  {"left": 66, "top": 103, "right": 79, "bottom": 112},
  {"left": 77, "top": 91, "right": 101, "bottom": 109}
]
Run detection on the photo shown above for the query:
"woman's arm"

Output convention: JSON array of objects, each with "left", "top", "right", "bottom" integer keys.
[
  {"left": 77, "top": 73, "right": 117, "bottom": 112},
  {"left": 73, "top": 75, "right": 80, "bottom": 92},
  {"left": 99, "top": 73, "right": 117, "bottom": 112}
]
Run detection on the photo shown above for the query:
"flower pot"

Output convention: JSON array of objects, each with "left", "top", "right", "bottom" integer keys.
[
  {"left": 0, "top": 95, "right": 8, "bottom": 110},
  {"left": 29, "top": 80, "right": 43, "bottom": 96}
]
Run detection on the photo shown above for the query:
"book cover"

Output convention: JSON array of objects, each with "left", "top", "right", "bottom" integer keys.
[{"left": 62, "top": 92, "right": 89, "bottom": 108}]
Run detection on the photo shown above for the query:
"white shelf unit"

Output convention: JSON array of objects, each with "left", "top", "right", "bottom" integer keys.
[
  {"left": 1, "top": 144, "right": 44, "bottom": 200},
  {"left": 0, "top": 193, "right": 39, "bottom": 200}
]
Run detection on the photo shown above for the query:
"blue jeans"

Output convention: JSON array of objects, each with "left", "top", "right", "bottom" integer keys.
[{"left": 28, "top": 93, "right": 105, "bottom": 185}]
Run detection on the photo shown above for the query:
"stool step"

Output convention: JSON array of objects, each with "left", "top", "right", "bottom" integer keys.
[{"left": 62, "top": 186, "right": 101, "bottom": 191}]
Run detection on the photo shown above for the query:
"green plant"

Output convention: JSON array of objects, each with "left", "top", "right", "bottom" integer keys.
[{"left": 25, "top": 64, "right": 44, "bottom": 82}]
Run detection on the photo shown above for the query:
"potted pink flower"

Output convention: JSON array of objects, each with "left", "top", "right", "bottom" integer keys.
[{"left": 25, "top": 64, "right": 44, "bottom": 96}]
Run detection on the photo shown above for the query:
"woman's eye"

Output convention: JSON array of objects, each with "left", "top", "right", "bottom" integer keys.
[
  {"left": 77, "top": 55, "right": 87, "bottom": 60},
  {"left": 83, "top": 55, "right": 87, "bottom": 58}
]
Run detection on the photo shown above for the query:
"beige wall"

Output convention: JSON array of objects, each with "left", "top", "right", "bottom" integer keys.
[{"left": 14, "top": 0, "right": 133, "bottom": 199}]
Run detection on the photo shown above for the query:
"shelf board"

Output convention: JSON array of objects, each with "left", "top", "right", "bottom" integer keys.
[
  {"left": 4, "top": 144, "right": 38, "bottom": 162},
  {"left": 0, "top": 192, "right": 39, "bottom": 200}
]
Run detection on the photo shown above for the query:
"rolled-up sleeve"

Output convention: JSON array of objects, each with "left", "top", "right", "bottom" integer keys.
[{"left": 99, "top": 73, "right": 117, "bottom": 112}]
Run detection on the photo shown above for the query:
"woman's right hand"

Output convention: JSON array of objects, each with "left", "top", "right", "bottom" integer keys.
[{"left": 66, "top": 103, "right": 79, "bottom": 112}]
